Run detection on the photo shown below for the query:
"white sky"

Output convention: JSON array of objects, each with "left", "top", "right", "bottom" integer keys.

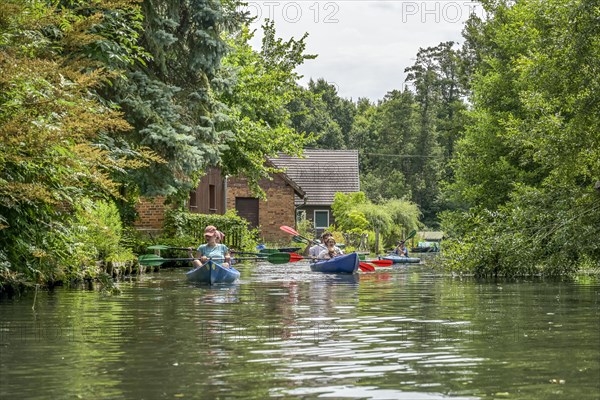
[{"left": 245, "top": 0, "right": 484, "bottom": 101}]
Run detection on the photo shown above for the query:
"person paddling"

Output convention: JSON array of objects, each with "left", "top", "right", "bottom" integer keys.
[
  {"left": 188, "top": 225, "right": 231, "bottom": 268},
  {"left": 394, "top": 240, "right": 408, "bottom": 257}
]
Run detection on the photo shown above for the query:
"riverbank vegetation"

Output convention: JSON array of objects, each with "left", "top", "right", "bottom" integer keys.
[
  {"left": 0, "top": 0, "right": 311, "bottom": 292},
  {"left": 438, "top": 0, "right": 600, "bottom": 276},
  {"left": 2, "top": 0, "right": 599, "bottom": 292},
  {"left": 287, "top": 0, "right": 600, "bottom": 276}
]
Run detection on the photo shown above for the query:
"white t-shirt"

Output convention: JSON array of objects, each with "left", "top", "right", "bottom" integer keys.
[{"left": 316, "top": 246, "right": 343, "bottom": 259}]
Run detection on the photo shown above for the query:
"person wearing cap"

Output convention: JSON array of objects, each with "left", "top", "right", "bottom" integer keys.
[
  {"left": 303, "top": 231, "right": 336, "bottom": 258},
  {"left": 317, "top": 237, "right": 343, "bottom": 260},
  {"left": 188, "top": 225, "right": 231, "bottom": 268},
  {"left": 394, "top": 240, "right": 408, "bottom": 257}
]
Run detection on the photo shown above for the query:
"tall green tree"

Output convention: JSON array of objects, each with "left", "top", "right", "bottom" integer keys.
[
  {"left": 0, "top": 0, "right": 151, "bottom": 286},
  {"left": 106, "top": 0, "right": 243, "bottom": 196},
  {"left": 219, "top": 22, "right": 315, "bottom": 194},
  {"left": 288, "top": 80, "right": 345, "bottom": 149},
  {"left": 404, "top": 42, "right": 468, "bottom": 224},
  {"left": 441, "top": 0, "right": 600, "bottom": 275},
  {"left": 308, "top": 78, "right": 356, "bottom": 146},
  {"left": 358, "top": 89, "right": 419, "bottom": 202}
]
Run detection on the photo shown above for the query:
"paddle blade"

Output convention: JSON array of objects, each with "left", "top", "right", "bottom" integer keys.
[
  {"left": 405, "top": 230, "right": 417, "bottom": 241},
  {"left": 138, "top": 254, "right": 166, "bottom": 267},
  {"left": 266, "top": 253, "right": 292, "bottom": 264},
  {"left": 147, "top": 245, "right": 192, "bottom": 251},
  {"left": 146, "top": 244, "right": 171, "bottom": 250},
  {"left": 259, "top": 248, "right": 279, "bottom": 255},
  {"left": 292, "top": 235, "right": 306, "bottom": 243},
  {"left": 280, "top": 225, "right": 300, "bottom": 236},
  {"left": 359, "top": 262, "right": 375, "bottom": 272},
  {"left": 368, "top": 259, "right": 393, "bottom": 267},
  {"left": 288, "top": 253, "right": 305, "bottom": 262}
]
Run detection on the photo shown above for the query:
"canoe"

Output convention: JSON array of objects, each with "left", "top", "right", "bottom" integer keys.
[
  {"left": 379, "top": 255, "right": 421, "bottom": 264},
  {"left": 310, "top": 253, "right": 359, "bottom": 274},
  {"left": 186, "top": 260, "right": 240, "bottom": 284}
]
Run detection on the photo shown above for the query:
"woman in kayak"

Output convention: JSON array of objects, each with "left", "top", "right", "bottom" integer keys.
[
  {"left": 317, "top": 237, "right": 344, "bottom": 260},
  {"left": 188, "top": 225, "right": 231, "bottom": 268}
]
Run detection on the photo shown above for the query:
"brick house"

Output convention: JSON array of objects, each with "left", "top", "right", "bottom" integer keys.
[
  {"left": 134, "top": 149, "right": 359, "bottom": 240},
  {"left": 269, "top": 149, "right": 360, "bottom": 236},
  {"left": 226, "top": 170, "right": 305, "bottom": 241},
  {"left": 134, "top": 167, "right": 305, "bottom": 242}
]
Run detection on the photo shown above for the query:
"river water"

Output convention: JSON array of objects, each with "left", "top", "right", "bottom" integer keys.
[{"left": 1, "top": 260, "right": 599, "bottom": 399}]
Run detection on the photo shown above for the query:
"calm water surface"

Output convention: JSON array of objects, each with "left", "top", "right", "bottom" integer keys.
[{"left": 1, "top": 260, "right": 599, "bottom": 399}]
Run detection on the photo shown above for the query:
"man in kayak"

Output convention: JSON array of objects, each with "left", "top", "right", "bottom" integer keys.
[
  {"left": 303, "top": 231, "right": 333, "bottom": 258},
  {"left": 394, "top": 240, "right": 409, "bottom": 257},
  {"left": 188, "top": 225, "right": 231, "bottom": 268}
]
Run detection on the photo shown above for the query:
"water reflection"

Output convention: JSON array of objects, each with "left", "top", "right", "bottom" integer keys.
[
  {"left": 0, "top": 266, "right": 598, "bottom": 399},
  {"left": 190, "top": 283, "right": 241, "bottom": 304}
]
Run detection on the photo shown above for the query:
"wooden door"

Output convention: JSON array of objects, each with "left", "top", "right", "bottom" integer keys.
[{"left": 235, "top": 197, "right": 259, "bottom": 229}]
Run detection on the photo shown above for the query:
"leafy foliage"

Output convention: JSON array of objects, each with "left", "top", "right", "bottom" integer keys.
[
  {"left": 331, "top": 192, "right": 421, "bottom": 252},
  {"left": 163, "top": 209, "right": 258, "bottom": 251},
  {"left": 219, "top": 22, "right": 315, "bottom": 196},
  {"left": 440, "top": 0, "right": 600, "bottom": 276},
  {"left": 0, "top": 0, "right": 150, "bottom": 288},
  {"left": 105, "top": 0, "right": 243, "bottom": 197},
  {"left": 288, "top": 78, "right": 354, "bottom": 149}
]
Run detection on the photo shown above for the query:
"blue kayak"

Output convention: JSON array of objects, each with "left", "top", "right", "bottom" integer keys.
[
  {"left": 186, "top": 260, "right": 240, "bottom": 284},
  {"left": 379, "top": 255, "right": 421, "bottom": 264},
  {"left": 310, "top": 253, "right": 359, "bottom": 274}
]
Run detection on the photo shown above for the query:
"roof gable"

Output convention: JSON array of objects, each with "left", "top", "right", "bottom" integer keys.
[{"left": 269, "top": 149, "right": 360, "bottom": 205}]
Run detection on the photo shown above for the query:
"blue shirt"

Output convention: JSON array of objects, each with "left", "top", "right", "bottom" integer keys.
[{"left": 196, "top": 243, "right": 229, "bottom": 260}]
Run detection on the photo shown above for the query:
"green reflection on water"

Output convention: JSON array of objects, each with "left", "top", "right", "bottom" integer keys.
[{"left": 1, "top": 265, "right": 598, "bottom": 399}]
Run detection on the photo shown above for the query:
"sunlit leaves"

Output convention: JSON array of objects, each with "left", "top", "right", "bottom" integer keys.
[
  {"left": 218, "top": 22, "right": 314, "bottom": 196},
  {"left": 0, "top": 0, "right": 152, "bottom": 285},
  {"left": 440, "top": 0, "right": 600, "bottom": 275}
]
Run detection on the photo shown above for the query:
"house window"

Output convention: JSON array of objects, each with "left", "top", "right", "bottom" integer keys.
[
  {"left": 209, "top": 184, "right": 216, "bottom": 211},
  {"left": 189, "top": 191, "right": 197, "bottom": 211},
  {"left": 314, "top": 210, "right": 329, "bottom": 229}
]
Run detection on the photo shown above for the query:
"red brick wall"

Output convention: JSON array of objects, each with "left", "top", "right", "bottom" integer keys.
[
  {"left": 133, "top": 173, "right": 298, "bottom": 242},
  {"left": 227, "top": 175, "right": 296, "bottom": 243},
  {"left": 134, "top": 196, "right": 168, "bottom": 233}
]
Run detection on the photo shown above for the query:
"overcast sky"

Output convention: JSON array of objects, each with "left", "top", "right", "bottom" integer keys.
[{"left": 245, "top": 1, "right": 483, "bottom": 101}]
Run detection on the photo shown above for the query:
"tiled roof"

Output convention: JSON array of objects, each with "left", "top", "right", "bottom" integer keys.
[{"left": 269, "top": 149, "right": 360, "bottom": 206}]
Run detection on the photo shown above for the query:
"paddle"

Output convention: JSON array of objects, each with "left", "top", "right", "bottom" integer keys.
[
  {"left": 147, "top": 246, "right": 273, "bottom": 259},
  {"left": 148, "top": 244, "right": 261, "bottom": 256},
  {"left": 234, "top": 251, "right": 304, "bottom": 261},
  {"left": 391, "top": 230, "right": 418, "bottom": 256},
  {"left": 279, "top": 226, "right": 375, "bottom": 272},
  {"left": 366, "top": 259, "right": 393, "bottom": 267},
  {"left": 404, "top": 230, "right": 417, "bottom": 243},
  {"left": 280, "top": 225, "right": 312, "bottom": 242},
  {"left": 232, "top": 251, "right": 268, "bottom": 258},
  {"left": 138, "top": 252, "right": 296, "bottom": 267},
  {"left": 146, "top": 244, "right": 190, "bottom": 251}
]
